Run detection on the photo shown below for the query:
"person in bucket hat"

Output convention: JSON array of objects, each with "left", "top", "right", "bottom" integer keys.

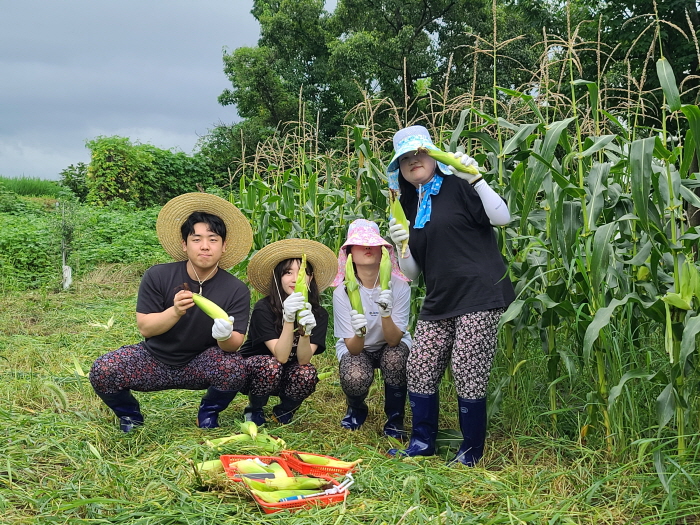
[
  {"left": 89, "top": 193, "right": 253, "bottom": 432},
  {"left": 385, "top": 125, "right": 515, "bottom": 466},
  {"left": 239, "top": 238, "right": 337, "bottom": 425},
  {"left": 332, "top": 219, "right": 412, "bottom": 438}
]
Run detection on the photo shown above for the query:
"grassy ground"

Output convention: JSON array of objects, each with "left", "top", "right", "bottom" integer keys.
[{"left": 2, "top": 264, "right": 698, "bottom": 524}]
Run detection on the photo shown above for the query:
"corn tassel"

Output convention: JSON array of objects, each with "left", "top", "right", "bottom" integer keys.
[
  {"left": 296, "top": 453, "right": 361, "bottom": 469},
  {"left": 417, "top": 146, "right": 481, "bottom": 176},
  {"left": 389, "top": 190, "right": 409, "bottom": 257},
  {"left": 344, "top": 254, "right": 366, "bottom": 337},
  {"left": 295, "top": 253, "right": 309, "bottom": 335},
  {"left": 192, "top": 293, "right": 231, "bottom": 323}
]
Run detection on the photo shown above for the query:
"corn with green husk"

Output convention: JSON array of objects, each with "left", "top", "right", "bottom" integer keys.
[
  {"left": 294, "top": 253, "right": 309, "bottom": 335},
  {"left": 377, "top": 246, "right": 392, "bottom": 311},
  {"left": 243, "top": 476, "right": 332, "bottom": 492},
  {"left": 389, "top": 190, "right": 409, "bottom": 257},
  {"left": 250, "top": 488, "right": 323, "bottom": 504},
  {"left": 195, "top": 458, "right": 224, "bottom": 474},
  {"left": 192, "top": 294, "right": 231, "bottom": 323},
  {"left": 344, "top": 254, "right": 366, "bottom": 337},
  {"left": 296, "top": 452, "right": 362, "bottom": 469},
  {"left": 417, "top": 146, "right": 481, "bottom": 177}
]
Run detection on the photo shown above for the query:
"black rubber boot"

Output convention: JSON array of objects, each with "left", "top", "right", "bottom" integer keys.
[
  {"left": 449, "top": 397, "right": 487, "bottom": 467},
  {"left": 383, "top": 384, "right": 407, "bottom": 438},
  {"left": 271, "top": 395, "right": 302, "bottom": 424},
  {"left": 388, "top": 392, "right": 439, "bottom": 457},
  {"left": 197, "top": 387, "right": 238, "bottom": 428},
  {"left": 94, "top": 389, "right": 144, "bottom": 433},
  {"left": 340, "top": 394, "right": 369, "bottom": 430},
  {"left": 243, "top": 394, "right": 269, "bottom": 426}
]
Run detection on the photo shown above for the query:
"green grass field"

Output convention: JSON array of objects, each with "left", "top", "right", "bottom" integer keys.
[{"left": 2, "top": 262, "right": 698, "bottom": 524}]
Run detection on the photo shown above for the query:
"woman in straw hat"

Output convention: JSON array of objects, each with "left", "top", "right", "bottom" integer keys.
[
  {"left": 240, "top": 239, "right": 337, "bottom": 424},
  {"left": 385, "top": 125, "right": 514, "bottom": 466},
  {"left": 332, "top": 219, "right": 412, "bottom": 437},
  {"left": 89, "top": 193, "right": 253, "bottom": 432}
]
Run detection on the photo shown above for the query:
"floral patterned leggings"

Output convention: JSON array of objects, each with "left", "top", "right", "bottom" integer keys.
[
  {"left": 89, "top": 342, "right": 247, "bottom": 394},
  {"left": 339, "top": 342, "right": 409, "bottom": 397},
  {"left": 407, "top": 309, "right": 503, "bottom": 398},
  {"left": 244, "top": 355, "right": 318, "bottom": 400}
]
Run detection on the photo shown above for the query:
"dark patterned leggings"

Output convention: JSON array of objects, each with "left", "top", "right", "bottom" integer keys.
[
  {"left": 339, "top": 342, "right": 409, "bottom": 397},
  {"left": 244, "top": 355, "right": 318, "bottom": 400},
  {"left": 89, "top": 342, "right": 247, "bottom": 394},
  {"left": 407, "top": 309, "right": 503, "bottom": 398}
]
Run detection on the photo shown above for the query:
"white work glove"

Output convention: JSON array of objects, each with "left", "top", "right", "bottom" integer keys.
[
  {"left": 297, "top": 303, "right": 317, "bottom": 334},
  {"left": 350, "top": 309, "right": 367, "bottom": 338},
  {"left": 376, "top": 285, "right": 394, "bottom": 318},
  {"left": 388, "top": 217, "right": 409, "bottom": 247},
  {"left": 448, "top": 151, "right": 483, "bottom": 185},
  {"left": 212, "top": 316, "right": 235, "bottom": 341},
  {"left": 283, "top": 291, "right": 305, "bottom": 323}
]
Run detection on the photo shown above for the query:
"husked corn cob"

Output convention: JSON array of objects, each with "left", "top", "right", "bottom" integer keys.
[
  {"left": 389, "top": 190, "right": 409, "bottom": 257},
  {"left": 417, "top": 146, "right": 481, "bottom": 176},
  {"left": 192, "top": 294, "right": 231, "bottom": 323}
]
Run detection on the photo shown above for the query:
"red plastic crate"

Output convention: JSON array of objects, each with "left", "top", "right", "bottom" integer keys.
[
  {"left": 280, "top": 450, "right": 359, "bottom": 477},
  {"left": 247, "top": 475, "right": 349, "bottom": 514},
  {"left": 219, "top": 455, "right": 294, "bottom": 482}
]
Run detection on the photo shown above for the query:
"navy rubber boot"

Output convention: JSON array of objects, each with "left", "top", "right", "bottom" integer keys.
[
  {"left": 449, "top": 397, "right": 487, "bottom": 467},
  {"left": 383, "top": 384, "right": 407, "bottom": 439},
  {"left": 197, "top": 387, "right": 238, "bottom": 428},
  {"left": 388, "top": 392, "right": 439, "bottom": 457},
  {"left": 243, "top": 394, "right": 269, "bottom": 426},
  {"left": 94, "top": 389, "right": 144, "bottom": 433},
  {"left": 272, "top": 395, "right": 302, "bottom": 424},
  {"left": 340, "top": 394, "right": 369, "bottom": 430}
]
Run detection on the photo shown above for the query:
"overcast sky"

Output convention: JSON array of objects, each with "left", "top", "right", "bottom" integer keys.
[{"left": 0, "top": 1, "right": 262, "bottom": 180}]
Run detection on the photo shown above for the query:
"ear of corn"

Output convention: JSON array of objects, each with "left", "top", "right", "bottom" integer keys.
[
  {"left": 389, "top": 190, "right": 409, "bottom": 257},
  {"left": 245, "top": 476, "right": 332, "bottom": 491},
  {"left": 250, "top": 488, "right": 322, "bottom": 504},
  {"left": 344, "top": 254, "right": 366, "bottom": 336},
  {"left": 296, "top": 452, "right": 361, "bottom": 469},
  {"left": 239, "top": 421, "right": 258, "bottom": 440},
  {"left": 379, "top": 246, "right": 392, "bottom": 290},
  {"left": 417, "top": 146, "right": 481, "bottom": 175},
  {"left": 192, "top": 293, "right": 231, "bottom": 323},
  {"left": 294, "top": 253, "right": 309, "bottom": 335},
  {"left": 232, "top": 459, "right": 270, "bottom": 475},
  {"left": 195, "top": 459, "right": 224, "bottom": 474},
  {"left": 265, "top": 461, "right": 289, "bottom": 478}
]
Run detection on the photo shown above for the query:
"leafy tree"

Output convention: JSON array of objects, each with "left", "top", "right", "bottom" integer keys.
[{"left": 59, "top": 162, "right": 89, "bottom": 201}]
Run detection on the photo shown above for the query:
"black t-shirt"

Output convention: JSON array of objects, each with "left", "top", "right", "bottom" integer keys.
[
  {"left": 401, "top": 175, "right": 515, "bottom": 320},
  {"left": 239, "top": 297, "right": 328, "bottom": 361},
  {"left": 136, "top": 261, "right": 250, "bottom": 367}
]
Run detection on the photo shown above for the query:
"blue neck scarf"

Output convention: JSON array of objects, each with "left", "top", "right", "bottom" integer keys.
[{"left": 414, "top": 175, "right": 443, "bottom": 229}]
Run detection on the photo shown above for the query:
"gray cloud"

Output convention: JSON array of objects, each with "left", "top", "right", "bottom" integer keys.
[{"left": 0, "top": 0, "right": 259, "bottom": 180}]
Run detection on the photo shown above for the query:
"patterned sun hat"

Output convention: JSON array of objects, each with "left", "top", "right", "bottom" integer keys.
[
  {"left": 156, "top": 192, "right": 253, "bottom": 269},
  {"left": 387, "top": 125, "right": 451, "bottom": 190},
  {"left": 331, "top": 219, "right": 409, "bottom": 287},
  {"left": 247, "top": 238, "right": 338, "bottom": 295}
]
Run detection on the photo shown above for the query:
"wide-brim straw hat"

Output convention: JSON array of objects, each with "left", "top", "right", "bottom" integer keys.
[
  {"left": 247, "top": 239, "right": 338, "bottom": 295},
  {"left": 156, "top": 192, "right": 253, "bottom": 269}
]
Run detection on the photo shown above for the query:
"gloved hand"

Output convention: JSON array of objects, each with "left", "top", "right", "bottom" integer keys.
[
  {"left": 212, "top": 316, "right": 235, "bottom": 341},
  {"left": 389, "top": 217, "right": 409, "bottom": 246},
  {"left": 448, "top": 151, "right": 482, "bottom": 184},
  {"left": 297, "top": 303, "right": 317, "bottom": 334},
  {"left": 350, "top": 309, "right": 367, "bottom": 337},
  {"left": 377, "top": 285, "right": 393, "bottom": 318},
  {"left": 283, "top": 291, "right": 305, "bottom": 323}
]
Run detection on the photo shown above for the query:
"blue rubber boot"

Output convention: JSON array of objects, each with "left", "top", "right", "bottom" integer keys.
[
  {"left": 94, "top": 389, "right": 144, "bottom": 433},
  {"left": 383, "top": 384, "right": 407, "bottom": 439},
  {"left": 449, "top": 397, "right": 487, "bottom": 467},
  {"left": 243, "top": 394, "right": 269, "bottom": 426},
  {"left": 340, "top": 395, "right": 369, "bottom": 430},
  {"left": 197, "top": 387, "right": 238, "bottom": 428},
  {"left": 272, "top": 395, "right": 302, "bottom": 424},
  {"left": 388, "top": 392, "right": 438, "bottom": 457}
]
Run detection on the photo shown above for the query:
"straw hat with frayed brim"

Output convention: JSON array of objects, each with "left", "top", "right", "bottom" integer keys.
[
  {"left": 247, "top": 239, "right": 338, "bottom": 295},
  {"left": 156, "top": 192, "right": 253, "bottom": 269}
]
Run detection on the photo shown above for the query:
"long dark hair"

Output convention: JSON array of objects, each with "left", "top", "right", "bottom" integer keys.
[{"left": 267, "top": 258, "right": 322, "bottom": 334}]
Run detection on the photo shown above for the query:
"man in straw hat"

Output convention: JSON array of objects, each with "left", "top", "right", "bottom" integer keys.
[
  {"left": 89, "top": 192, "right": 253, "bottom": 432},
  {"left": 240, "top": 238, "right": 337, "bottom": 425}
]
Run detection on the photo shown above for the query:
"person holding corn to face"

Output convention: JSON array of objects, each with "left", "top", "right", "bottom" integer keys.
[
  {"left": 240, "top": 239, "right": 337, "bottom": 425},
  {"left": 385, "top": 125, "right": 515, "bottom": 466},
  {"left": 332, "top": 219, "right": 413, "bottom": 437}
]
